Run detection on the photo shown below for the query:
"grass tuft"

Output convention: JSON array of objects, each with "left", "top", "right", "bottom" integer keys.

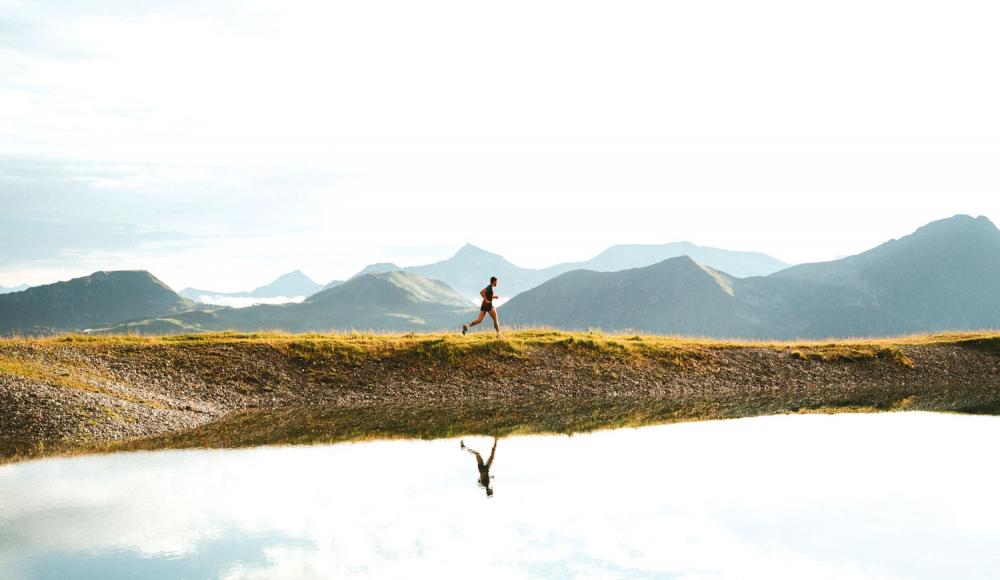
[{"left": 789, "top": 345, "right": 915, "bottom": 367}]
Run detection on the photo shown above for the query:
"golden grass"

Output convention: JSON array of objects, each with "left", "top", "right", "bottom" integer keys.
[
  {"left": 0, "top": 355, "right": 165, "bottom": 408},
  {"left": 788, "top": 345, "right": 915, "bottom": 367},
  {"left": 2, "top": 329, "right": 999, "bottom": 463},
  {"left": 0, "top": 356, "right": 105, "bottom": 393},
  {"left": 8, "top": 327, "right": 997, "bottom": 346},
  {"left": 5, "top": 328, "right": 997, "bottom": 366}
]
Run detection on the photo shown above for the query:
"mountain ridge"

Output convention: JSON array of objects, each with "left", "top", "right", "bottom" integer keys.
[
  {"left": 0, "top": 271, "right": 193, "bottom": 335},
  {"left": 98, "top": 271, "right": 475, "bottom": 335},
  {"left": 181, "top": 270, "right": 324, "bottom": 302},
  {"left": 503, "top": 215, "right": 1000, "bottom": 338},
  {"left": 346, "top": 241, "right": 789, "bottom": 301}
]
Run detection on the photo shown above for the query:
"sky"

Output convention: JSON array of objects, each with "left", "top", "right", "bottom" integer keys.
[{"left": 2, "top": 0, "right": 998, "bottom": 291}]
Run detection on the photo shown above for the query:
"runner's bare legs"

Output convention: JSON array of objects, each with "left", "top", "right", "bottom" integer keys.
[
  {"left": 487, "top": 308, "right": 500, "bottom": 336},
  {"left": 467, "top": 310, "right": 487, "bottom": 328}
]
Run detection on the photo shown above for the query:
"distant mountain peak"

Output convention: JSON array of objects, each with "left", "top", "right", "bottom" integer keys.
[
  {"left": 452, "top": 243, "right": 503, "bottom": 260},
  {"left": 269, "top": 270, "right": 311, "bottom": 282},
  {"left": 249, "top": 270, "right": 322, "bottom": 297}
]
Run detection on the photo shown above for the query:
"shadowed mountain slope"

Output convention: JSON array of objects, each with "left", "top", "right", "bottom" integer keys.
[
  {"left": 0, "top": 271, "right": 193, "bottom": 335},
  {"left": 504, "top": 216, "right": 1000, "bottom": 338},
  {"left": 97, "top": 271, "right": 476, "bottom": 334},
  {"left": 503, "top": 257, "right": 752, "bottom": 336},
  {"left": 772, "top": 215, "right": 1000, "bottom": 330}
]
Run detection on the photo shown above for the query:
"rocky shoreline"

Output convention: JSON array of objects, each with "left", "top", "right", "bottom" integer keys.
[{"left": 2, "top": 332, "right": 999, "bottom": 462}]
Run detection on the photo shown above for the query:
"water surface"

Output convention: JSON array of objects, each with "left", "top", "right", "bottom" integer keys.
[{"left": 3, "top": 412, "right": 1000, "bottom": 579}]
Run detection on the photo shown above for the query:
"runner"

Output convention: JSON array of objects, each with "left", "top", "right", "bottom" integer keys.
[{"left": 462, "top": 276, "right": 500, "bottom": 336}]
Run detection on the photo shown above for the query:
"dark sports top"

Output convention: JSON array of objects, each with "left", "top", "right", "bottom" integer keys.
[{"left": 483, "top": 285, "right": 494, "bottom": 303}]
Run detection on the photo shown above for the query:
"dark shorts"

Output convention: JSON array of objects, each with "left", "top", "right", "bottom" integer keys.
[{"left": 480, "top": 302, "right": 494, "bottom": 312}]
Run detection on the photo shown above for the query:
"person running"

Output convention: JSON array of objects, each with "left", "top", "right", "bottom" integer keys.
[
  {"left": 462, "top": 276, "right": 500, "bottom": 336},
  {"left": 460, "top": 437, "right": 498, "bottom": 497}
]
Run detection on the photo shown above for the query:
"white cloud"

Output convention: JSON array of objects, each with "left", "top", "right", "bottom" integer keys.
[
  {"left": 191, "top": 295, "right": 305, "bottom": 307},
  {"left": 1, "top": 1, "right": 998, "bottom": 289}
]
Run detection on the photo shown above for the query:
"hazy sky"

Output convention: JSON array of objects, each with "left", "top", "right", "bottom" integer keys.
[{"left": 2, "top": 0, "right": 998, "bottom": 291}]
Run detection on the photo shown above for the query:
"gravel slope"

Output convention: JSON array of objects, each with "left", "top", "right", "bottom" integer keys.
[{"left": 2, "top": 334, "right": 999, "bottom": 462}]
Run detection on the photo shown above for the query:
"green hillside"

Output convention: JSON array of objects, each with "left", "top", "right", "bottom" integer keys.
[{"left": 0, "top": 271, "right": 193, "bottom": 335}]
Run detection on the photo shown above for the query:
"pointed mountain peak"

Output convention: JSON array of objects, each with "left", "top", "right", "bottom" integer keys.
[
  {"left": 272, "top": 270, "right": 313, "bottom": 283},
  {"left": 451, "top": 243, "right": 508, "bottom": 262},
  {"left": 249, "top": 270, "right": 323, "bottom": 297},
  {"left": 455, "top": 242, "right": 490, "bottom": 255}
]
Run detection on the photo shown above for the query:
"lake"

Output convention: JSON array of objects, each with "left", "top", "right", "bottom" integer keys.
[{"left": 3, "top": 412, "right": 1000, "bottom": 579}]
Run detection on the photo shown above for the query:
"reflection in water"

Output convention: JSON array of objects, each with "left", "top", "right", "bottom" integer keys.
[
  {"left": 4, "top": 413, "right": 1000, "bottom": 579},
  {"left": 461, "top": 437, "right": 497, "bottom": 496}
]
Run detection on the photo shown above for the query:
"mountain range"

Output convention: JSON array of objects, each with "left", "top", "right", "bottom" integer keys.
[
  {"left": 96, "top": 271, "right": 473, "bottom": 334},
  {"left": 353, "top": 241, "right": 789, "bottom": 301},
  {"left": 177, "top": 241, "right": 789, "bottom": 305},
  {"left": 503, "top": 215, "right": 1000, "bottom": 338},
  {"left": 180, "top": 270, "right": 326, "bottom": 303},
  {"left": 2, "top": 215, "right": 997, "bottom": 338}
]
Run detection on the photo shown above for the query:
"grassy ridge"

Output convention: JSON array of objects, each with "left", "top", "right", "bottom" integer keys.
[
  {"left": 6, "top": 328, "right": 997, "bottom": 377},
  {"left": 11, "top": 327, "right": 1000, "bottom": 356},
  {"left": 2, "top": 329, "right": 1000, "bottom": 463}
]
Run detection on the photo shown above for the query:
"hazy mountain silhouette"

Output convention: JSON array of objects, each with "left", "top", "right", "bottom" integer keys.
[
  {"left": 98, "top": 271, "right": 475, "bottom": 334},
  {"left": 180, "top": 270, "right": 324, "bottom": 302},
  {"left": 0, "top": 283, "right": 29, "bottom": 295},
  {"left": 0, "top": 271, "right": 193, "bottom": 335},
  {"left": 9, "top": 215, "right": 999, "bottom": 338},
  {"left": 249, "top": 270, "right": 324, "bottom": 297},
  {"left": 405, "top": 244, "right": 540, "bottom": 301},
  {"left": 350, "top": 242, "right": 788, "bottom": 302},
  {"left": 504, "top": 215, "right": 1000, "bottom": 338},
  {"left": 541, "top": 242, "right": 788, "bottom": 279}
]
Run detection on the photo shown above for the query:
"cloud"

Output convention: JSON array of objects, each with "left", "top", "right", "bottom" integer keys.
[
  {"left": 1, "top": 1, "right": 998, "bottom": 289},
  {"left": 189, "top": 295, "right": 305, "bottom": 308}
]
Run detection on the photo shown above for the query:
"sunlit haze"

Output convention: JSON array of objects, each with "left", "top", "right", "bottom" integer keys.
[{"left": 2, "top": 0, "right": 998, "bottom": 291}]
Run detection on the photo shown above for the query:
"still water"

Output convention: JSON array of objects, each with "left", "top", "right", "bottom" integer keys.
[{"left": 3, "top": 412, "right": 1000, "bottom": 579}]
